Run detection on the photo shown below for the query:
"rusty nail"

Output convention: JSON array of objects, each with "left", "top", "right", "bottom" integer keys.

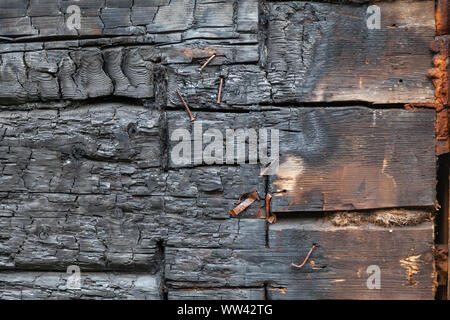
[
  {"left": 291, "top": 244, "right": 318, "bottom": 269},
  {"left": 199, "top": 54, "right": 216, "bottom": 72},
  {"left": 229, "top": 190, "right": 259, "bottom": 216},
  {"left": 265, "top": 194, "right": 276, "bottom": 224},
  {"left": 217, "top": 77, "right": 224, "bottom": 104},
  {"left": 176, "top": 89, "right": 195, "bottom": 121}
]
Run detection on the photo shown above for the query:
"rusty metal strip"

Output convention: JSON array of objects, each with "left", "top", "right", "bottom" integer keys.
[
  {"left": 229, "top": 190, "right": 259, "bottom": 216},
  {"left": 429, "top": 36, "right": 450, "bottom": 155}
]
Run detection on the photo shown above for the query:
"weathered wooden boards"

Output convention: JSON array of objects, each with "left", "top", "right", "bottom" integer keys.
[
  {"left": 0, "top": 0, "right": 439, "bottom": 300},
  {"left": 0, "top": 47, "right": 158, "bottom": 104},
  {"left": 264, "top": 1, "right": 435, "bottom": 104},
  {"left": 0, "top": 0, "right": 436, "bottom": 106},
  {"left": 0, "top": 272, "right": 161, "bottom": 300},
  {"left": 166, "top": 216, "right": 435, "bottom": 300}
]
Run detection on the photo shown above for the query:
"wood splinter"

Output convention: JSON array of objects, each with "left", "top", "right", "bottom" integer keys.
[
  {"left": 176, "top": 89, "right": 195, "bottom": 121},
  {"left": 291, "top": 244, "right": 318, "bottom": 269},
  {"left": 199, "top": 54, "right": 216, "bottom": 72},
  {"left": 217, "top": 77, "right": 224, "bottom": 104},
  {"left": 229, "top": 190, "right": 259, "bottom": 216}
]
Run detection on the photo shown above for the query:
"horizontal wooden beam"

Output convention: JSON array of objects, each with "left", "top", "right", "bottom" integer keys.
[
  {"left": 0, "top": 272, "right": 162, "bottom": 299},
  {"left": 166, "top": 215, "right": 435, "bottom": 299},
  {"left": 265, "top": 1, "right": 435, "bottom": 104}
]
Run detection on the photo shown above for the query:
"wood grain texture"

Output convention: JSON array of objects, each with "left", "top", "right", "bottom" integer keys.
[
  {"left": 264, "top": 1, "right": 435, "bottom": 104},
  {"left": 268, "top": 107, "right": 436, "bottom": 212},
  {"left": 166, "top": 216, "right": 435, "bottom": 300},
  {"left": 0, "top": 47, "right": 158, "bottom": 104},
  {"left": 0, "top": 104, "right": 162, "bottom": 194}
]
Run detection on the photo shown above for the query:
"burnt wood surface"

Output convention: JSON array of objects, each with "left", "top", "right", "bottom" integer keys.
[
  {"left": 0, "top": 0, "right": 438, "bottom": 300},
  {"left": 166, "top": 217, "right": 435, "bottom": 300}
]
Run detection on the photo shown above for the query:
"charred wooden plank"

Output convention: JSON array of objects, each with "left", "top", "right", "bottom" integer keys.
[
  {"left": 0, "top": 272, "right": 162, "bottom": 300},
  {"left": 0, "top": 0, "right": 258, "bottom": 43},
  {"left": 264, "top": 1, "right": 435, "bottom": 104},
  {"left": 0, "top": 47, "right": 158, "bottom": 104},
  {"left": 268, "top": 107, "right": 436, "bottom": 212},
  {"left": 0, "top": 104, "right": 162, "bottom": 194},
  {"left": 168, "top": 288, "right": 265, "bottom": 300},
  {"left": 168, "top": 108, "right": 435, "bottom": 211},
  {"left": 165, "top": 213, "right": 435, "bottom": 299}
]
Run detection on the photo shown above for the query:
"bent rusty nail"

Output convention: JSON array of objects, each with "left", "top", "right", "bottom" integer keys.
[
  {"left": 229, "top": 190, "right": 259, "bottom": 216},
  {"left": 259, "top": 154, "right": 281, "bottom": 177},
  {"left": 291, "top": 244, "right": 318, "bottom": 269},
  {"left": 176, "top": 89, "right": 195, "bottom": 121},
  {"left": 199, "top": 54, "right": 216, "bottom": 72},
  {"left": 217, "top": 77, "right": 224, "bottom": 104},
  {"left": 265, "top": 194, "right": 276, "bottom": 224}
]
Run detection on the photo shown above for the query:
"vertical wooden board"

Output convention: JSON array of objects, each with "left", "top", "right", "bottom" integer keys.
[
  {"left": 437, "top": 0, "right": 450, "bottom": 35},
  {"left": 267, "top": 217, "right": 435, "bottom": 300},
  {"left": 267, "top": 107, "right": 436, "bottom": 212},
  {"left": 265, "top": 1, "right": 435, "bottom": 103}
]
